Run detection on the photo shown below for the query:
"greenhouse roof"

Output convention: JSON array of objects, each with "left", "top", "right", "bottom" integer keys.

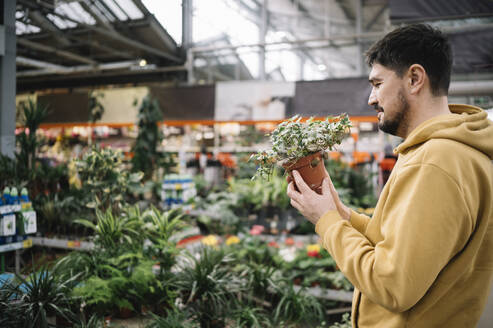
[{"left": 16, "top": 0, "right": 184, "bottom": 91}]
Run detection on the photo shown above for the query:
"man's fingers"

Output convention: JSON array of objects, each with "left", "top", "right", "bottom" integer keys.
[
  {"left": 321, "top": 177, "right": 331, "bottom": 195},
  {"left": 292, "top": 170, "right": 311, "bottom": 193},
  {"left": 324, "top": 171, "right": 340, "bottom": 201},
  {"left": 290, "top": 198, "right": 302, "bottom": 211},
  {"left": 287, "top": 181, "right": 302, "bottom": 202}
]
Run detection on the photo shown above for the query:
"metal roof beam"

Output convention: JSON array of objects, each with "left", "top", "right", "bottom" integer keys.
[
  {"left": 110, "top": 0, "right": 131, "bottom": 21},
  {"left": 48, "top": 11, "right": 182, "bottom": 63},
  {"left": 147, "top": 17, "right": 180, "bottom": 52},
  {"left": 17, "top": 0, "right": 180, "bottom": 62},
  {"left": 79, "top": 0, "right": 116, "bottom": 31},
  {"left": 17, "top": 38, "right": 98, "bottom": 65},
  {"left": 365, "top": 3, "right": 388, "bottom": 31},
  {"left": 335, "top": 0, "right": 356, "bottom": 21},
  {"left": 16, "top": 56, "right": 67, "bottom": 70},
  {"left": 129, "top": 0, "right": 151, "bottom": 16},
  {"left": 27, "top": 10, "right": 72, "bottom": 47},
  {"left": 74, "top": 38, "right": 135, "bottom": 60},
  {"left": 16, "top": 59, "right": 143, "bottom": 77},
  {"left": 240, "top": 0, "right": 344, "bottom": 70},
  {"left": 93, "top": 0, "right": 118, "bottom": 22}
]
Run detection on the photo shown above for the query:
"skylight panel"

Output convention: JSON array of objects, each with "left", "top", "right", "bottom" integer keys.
[
  {"left": 66, "top": 2, "right": 96, "bottom": 25},
  {"left": 93, "top": 1, "right": 116, "bottom": 22},
  {"left": 16, "top": 21, "right": 41, "bottom": 35},
  {"left": 102, "top": 0, "right": 128, "bottom": 21},
  {"left": 47, "top": 13, "right": 76, "bottom": 29},
  {"left": 55, "top": 3, "right": 80, "bottom": 25},
  {"left": 118, "top": 0, "right": 144, "bottom": 20},
  {"left": 16, "top": 21, "right": 27, "bottom": 35}
]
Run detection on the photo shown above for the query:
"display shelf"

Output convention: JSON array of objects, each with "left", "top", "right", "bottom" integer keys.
[
  {"left": 326, "top": 306, "right": 352, "bottom": 315},
  {"left": 0, "top": 238, "right": 32, "bottom": 253},
  {"left": 162, "top": 146, "right": 263, "bottom": 153},
  {"left": 293, "top": 285, "right": 353, "bottom": 303},
  {"left": 0, "top": 204, "right": 22, "bottom": 215},
  {"left": 169, "top": 227, "right": 201, "bottom": 243},
  {"left": 258, "top": 233, "right": 319, "bottom": 245},
  {"left": 31, "top": 237, "right": 94, "bottom": 251}
]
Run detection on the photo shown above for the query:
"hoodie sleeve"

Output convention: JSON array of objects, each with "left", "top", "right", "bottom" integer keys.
[
  {"left": 350, "top": 209, "right": 371, "bottom": 234},
  {"left": 315, "top": 163, "right": 473, "bottom": 312}
]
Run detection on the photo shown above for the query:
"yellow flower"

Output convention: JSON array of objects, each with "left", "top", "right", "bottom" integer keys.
[
  {"left": 307, "top": 244, "right": 320, "bottom": 253},
  {"left": 226, "top": 236, "right": 240, "bottom": 245},
  {"left": 201, "top": 235, "right": 219, "bottom": 246}
]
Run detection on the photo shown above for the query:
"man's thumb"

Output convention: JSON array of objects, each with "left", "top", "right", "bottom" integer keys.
[{"left": 322, "top": 177, "right": 330, "bottom": 195}]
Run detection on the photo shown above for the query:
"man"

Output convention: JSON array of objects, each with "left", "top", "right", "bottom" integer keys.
[{"left": 287, "top": 24, "right": 493, "bottom": 327}]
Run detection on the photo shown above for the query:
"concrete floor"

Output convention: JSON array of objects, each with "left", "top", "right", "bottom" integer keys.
[
  {"left": 108, "top": 316, "right": 151, "bottom": 328},
  {"left": 478, "top": 284, "right": 493, "bottom": 328}
]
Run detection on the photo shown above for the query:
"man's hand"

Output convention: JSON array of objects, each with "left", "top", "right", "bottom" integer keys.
[{"left": 287, "top": 169, "right": 351, "bottom": 225}]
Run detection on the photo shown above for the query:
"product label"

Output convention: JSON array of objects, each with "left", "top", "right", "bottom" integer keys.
[{"left": 23, "top": 211, "right": 37, "bottom": 234}]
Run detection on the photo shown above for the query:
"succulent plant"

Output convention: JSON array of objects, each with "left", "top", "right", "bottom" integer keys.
[{"left": 250, "top": 114, "right": 351, "bottom": 179}]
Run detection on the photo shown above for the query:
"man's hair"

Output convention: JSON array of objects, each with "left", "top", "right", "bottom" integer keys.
[{"left": 365, "top": 24, "right": 452, "bottom": 96}]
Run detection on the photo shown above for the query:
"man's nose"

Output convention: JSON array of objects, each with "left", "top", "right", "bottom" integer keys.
[{"left": 368, "top": 89, "right": 377, "bottom": 106}]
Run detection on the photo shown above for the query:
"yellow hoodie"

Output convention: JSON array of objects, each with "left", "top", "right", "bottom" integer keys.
[{"left": 316, "top": 104, "right": 493, "bottom": 327}]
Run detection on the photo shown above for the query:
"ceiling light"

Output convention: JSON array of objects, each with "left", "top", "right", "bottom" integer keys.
[
  {"left": 317, "top": 64, "right": 326, "bottom": 71},
  {"left": 139, "top": 59, "right": 147, "bottom": 67}
]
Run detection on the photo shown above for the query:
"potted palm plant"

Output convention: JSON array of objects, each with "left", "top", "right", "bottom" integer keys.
[{"left": 250, "top": 114, "right": 351, "bottom": 193}]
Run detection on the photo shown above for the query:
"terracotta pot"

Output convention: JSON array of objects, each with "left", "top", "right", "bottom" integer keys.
[
  {"left": 118, "top": 307, "right": 133, "bottom": 319},
  {"left": 283, "top": 152, "right": 325, "bottom": 194},
  {"left": 104, "top": 315, "right": 112, "bottom": 328},
  {"left": 55, "top": 315, "right": 72, "bottom": 327}
]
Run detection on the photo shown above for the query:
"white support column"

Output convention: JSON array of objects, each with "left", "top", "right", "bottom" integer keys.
[
  {"left": 299, "top": 55, "right": 305, "bottom": 81},
  {"left": 187, "top": 48, "right": 195, "bottom": 84},
  {"left": 355, "top": 0, "right": 364, "bottom": 76},
  {"left": 324, "top": 0, "right": 331, "bottom": 38},
  {"left": 182, "top": 0, "right": 193, "bottom": 51},
  {"left": 259, "top": 0, "right": 267, "bottom": 80},
  {"left": 0, "top": 0, "right": 16, "bottom": 157},
  {"left": 182, "top": 0, "right": 195, "bottom": 84}
]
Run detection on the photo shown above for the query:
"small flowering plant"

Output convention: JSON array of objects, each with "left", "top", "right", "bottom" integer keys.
[{"left": 250, "top": 114, "right": 351, "bottom": 180}]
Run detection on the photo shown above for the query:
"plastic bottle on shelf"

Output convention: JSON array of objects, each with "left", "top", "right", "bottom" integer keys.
[
  {"left": 20, "top": 188, "right": 32, "bottom": 210},
  {"left": 20, "top": 188, "right": 30, "bottom": 204},
  {"left": 1, "top": 187, "right": 16, "bottom": 244},
  {"left": 10, "top": 187, "right": 19, "bottom": 205},
  {"left": 2, "top": 187, "right": 10, "bottom": 206}
]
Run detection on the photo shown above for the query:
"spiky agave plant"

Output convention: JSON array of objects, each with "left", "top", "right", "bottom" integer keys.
[
  {"left": 230, "top": 305, "right": 273, "bottom": 328},
  {"left": 5, "top": 265, "right": 79, "bottom": 328},
  {"left": 145, "top": 311, "right": 195, "bottom": 328},
  {"left": 175, "top": 248, "right": 246, "bottom": 328},
  {"left": 273, "top": 283, "right": 324, "bottom": 325}
]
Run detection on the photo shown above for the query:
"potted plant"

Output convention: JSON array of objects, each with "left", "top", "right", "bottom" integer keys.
[
  {"left": 0, "top": 265, "right": 79, "bottom": 327},
  {"left": 250, "top": 114, "right": 351, "bottom": 193}
]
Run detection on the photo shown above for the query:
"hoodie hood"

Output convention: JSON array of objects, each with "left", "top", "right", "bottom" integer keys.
[{"left": 395, "top": 104, "right": 493, "bottom": 159}]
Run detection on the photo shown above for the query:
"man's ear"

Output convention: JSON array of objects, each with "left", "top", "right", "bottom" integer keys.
[{"left": 407, "top": 64, "right": 426, "bottom": 95}]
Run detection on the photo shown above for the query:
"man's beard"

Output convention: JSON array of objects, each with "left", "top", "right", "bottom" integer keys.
[{"left": 378, "top": 89, "right": 409, "bottom": 136}]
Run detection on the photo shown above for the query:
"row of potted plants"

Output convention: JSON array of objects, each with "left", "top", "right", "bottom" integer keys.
[{"left": 1, "top": 205, "right": 352, "bottom": 327}]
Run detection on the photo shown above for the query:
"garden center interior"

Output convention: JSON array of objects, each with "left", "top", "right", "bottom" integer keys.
[{"left": 1, "top": 0, "right": 493, "bottom": 327}]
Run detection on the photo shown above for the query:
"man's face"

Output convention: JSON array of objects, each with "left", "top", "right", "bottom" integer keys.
[{"left": 368, "top": 64, "right": 410, "bottom": 137}]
